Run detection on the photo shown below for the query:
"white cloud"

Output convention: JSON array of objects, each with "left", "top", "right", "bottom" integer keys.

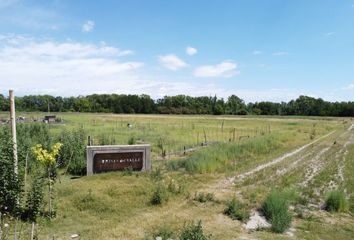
[
  {"left": 158, "top": 54, "right": 188, "bottom": 71},
  {"left": 252, "top": 50, "right": 262, "bottom": 55},
  {"left": 82, "top": 20, "right": 95, "bottom": 32},
  {"left": 194, "top": 61, "right": 239, "bottom": 78},
  {"left": 186, "top": 46, "right": 197, "bottom": 56},
  {"left": 272, "top": 51, "right": 288, "bottom": 56},
  {"left": 0, "top": 35, "right": 143, "bottom": 96}
]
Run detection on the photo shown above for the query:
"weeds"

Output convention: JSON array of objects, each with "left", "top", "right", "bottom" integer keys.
[
  {"left": 179, "top": 220, "right": 211, "bottom": 240},
  {"left": 194, "top": 192, "right": 215, "bottom": 203},
  {"left": 224, "top": 198, "right": 249, "bottom": 222},
  {"left": 151, "top": 184, "right": 168, "bottom": 205}
]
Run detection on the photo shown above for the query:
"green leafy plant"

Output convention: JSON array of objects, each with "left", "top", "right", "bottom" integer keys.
[
  {"left": 128, "top": 137, "right": 135, "bottom": 145},
  {"left": 23, "top": 175, "right": 44, "bottom": 222},
  {"left": 150, "top": 184, "right": 168, "bottom": 205},
  {"left": 179, "top": 220, "right": 211, "bottom": 240},
  {"left": 32, "top": 142, "right": 62, "bottom": 218},
  {"left": 0, "top": 128, "right": 22, "bottom": 216},
  {"left": 224, "top": 198, "right": 249, "bottom": 222},
  {"left": 56, "top": 129, "right": 86, "bottom": 175}
]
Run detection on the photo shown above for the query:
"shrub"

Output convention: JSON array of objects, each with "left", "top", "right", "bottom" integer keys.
[
  {"left": 0, "top": 128, "right": 22, "bottom": 215},
  {"left": 261, "top": 190, "right": 291, "bottom": 233},
  {"left": 325, "top": 191, "right": 347, "bottom": 212},
  {"left": 128, "top": 137, "right": 135, "bottom": 145},
  {"left": 67, "top": 157, "right": 86, "bottom": 175},
  {"left": 56, "top": 128, "right": 86, "bottom": 175},
  {"left": 23, "top": 175, "right": 44, "bottom": 222},
  {"left": 179, "top": 220, "right": 211, "bottom": 240},
  {"left": 150, "top": 184, "right": 168, "bottom": 205},
  {"left": 224, "top": 198, "right": 249, "bottom": 222},
  {"left": 194, "top": 192, "right": 215, "bottom": 203}
]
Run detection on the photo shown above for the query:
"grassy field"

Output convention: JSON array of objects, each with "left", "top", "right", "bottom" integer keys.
[{"left": 1, "top": 112, "right": 353, "bottom": 239}]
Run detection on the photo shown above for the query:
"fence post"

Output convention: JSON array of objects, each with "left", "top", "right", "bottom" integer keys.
[{"left": 9, "top": 90, "right": 18, "bottom": 177}]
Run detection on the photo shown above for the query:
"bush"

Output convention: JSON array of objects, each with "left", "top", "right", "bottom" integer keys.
[
  {"left": 179, "top": 220, "right": 211, "bottom": 240},
  {"left": 67, "top": 157, "right": 86, "bottom": 175},
  {"left": 224, "top": 198, "right": 249, "bottom": 222},
  {"left": 0, "top": 128, "right": 22, "bottom": 215},
  {"left": 325, "top": 191, "right": 347, "bottom": 212},
  {"left": 261, "top": 190, "right": 291, "bottom": 233},
  {"left": 128, "top": 137, "right": 135, "bottom": 145},
  {"left": 194, "top": 192, "right": 215, "bottom": 203},
  {"left": 151, "top": 184, "right": 168, "bottom": 205},
  {"left": 56, "top": 128, "right": 87, "bottom": 175},
  {"left": 23, "top": 175, "right": 44, "bottom": 222}
]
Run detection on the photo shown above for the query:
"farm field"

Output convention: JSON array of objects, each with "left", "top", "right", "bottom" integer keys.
[{"left": 1, "top": 113, "right": 353, "bottom": 239}]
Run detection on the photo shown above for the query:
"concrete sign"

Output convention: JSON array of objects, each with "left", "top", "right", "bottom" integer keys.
[{"left": 86, "top": 144, "right": 151, "bottom": 175}]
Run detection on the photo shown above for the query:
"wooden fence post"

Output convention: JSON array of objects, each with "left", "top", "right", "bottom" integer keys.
[{"left": 9, "top": 90, "right": 18, "bottom": 177}]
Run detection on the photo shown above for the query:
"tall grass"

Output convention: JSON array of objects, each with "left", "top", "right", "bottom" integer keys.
[
  {"left": 261, "top": 190, "right": 291, "bottom": 233},
  {"left": 168, "top": 134, "right": 281, "bottom": 173},
  {"left": 325, "top": 191, "right": 348, "bottom": 212}
]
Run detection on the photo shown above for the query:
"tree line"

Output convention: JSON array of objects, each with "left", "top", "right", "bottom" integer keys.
[{"left": 0, "top": 93, "right": 353, "bottom": 116}]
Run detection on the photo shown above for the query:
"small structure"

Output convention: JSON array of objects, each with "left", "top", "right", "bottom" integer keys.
[
  {"left": 86, "top": 144, "right": 151, "bottom": 175},
  {"left": 44, "top": 115, "right": 57, "bottom": 123}
]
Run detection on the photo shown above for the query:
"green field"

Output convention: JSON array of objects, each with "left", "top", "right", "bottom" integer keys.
[{"left": 1, "top": 113, "right": 353, "bottom": 239}]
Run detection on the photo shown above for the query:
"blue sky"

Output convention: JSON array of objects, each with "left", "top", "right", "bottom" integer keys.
[{"left": 0, "top": 0, "right": 353, "bottom": 102}]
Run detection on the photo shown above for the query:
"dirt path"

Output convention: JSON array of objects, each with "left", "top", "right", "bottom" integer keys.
[
  {"left": 213, "top": 131, "right": 336, "bottom": 191},
  {"left": 236, "top": 131, "right": 335, "bottom": 181},
  {"left": 212, "top": 124, "right": 354, "bottom": 194}
]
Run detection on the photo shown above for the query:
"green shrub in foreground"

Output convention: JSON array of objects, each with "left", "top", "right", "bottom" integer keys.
[
  {"left": 151, "top": 184, "right": 168, "bottom": 205},
  {"left": 224, "top": 198, "right": 249, "bottom": 222},
  {"left": 261, "top": 190, "right": 291, "bottom": 233},
  {"left": 325, "top": 191, "right": 347, "bottom": 212},
  {"left": 194, "top": 192, "right": 215, "bottom": 203},
  {"left": 179, "top": 221, "right": 211, "bottom": 240}
]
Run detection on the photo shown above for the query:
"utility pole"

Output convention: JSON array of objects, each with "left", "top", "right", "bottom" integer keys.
[{"left": 9, "top": 90, "right": 18, "bottom": 176}]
